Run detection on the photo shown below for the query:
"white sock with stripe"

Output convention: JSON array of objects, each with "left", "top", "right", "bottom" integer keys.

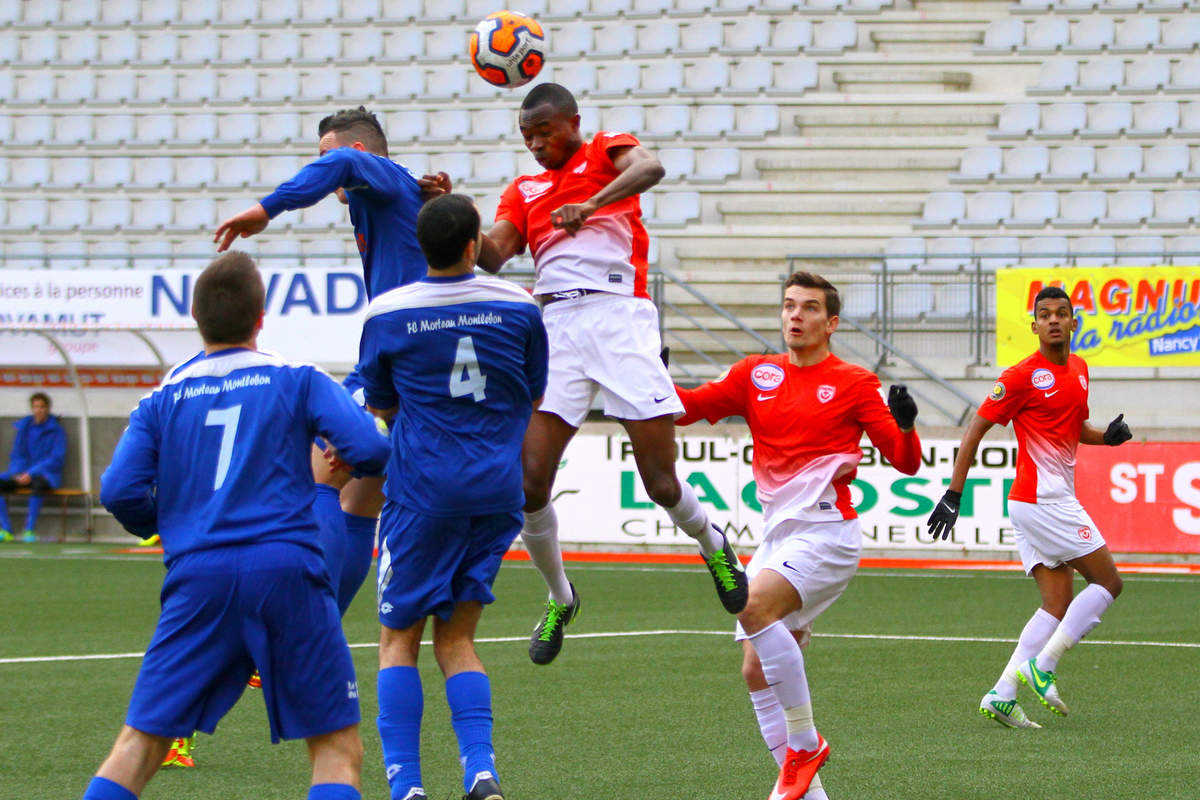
[
  {"left": 748, "top": 621, "right": 819, "bottom": 753},
  {"left": 1036, "top": 583, "right": 1115, "bottom": 673}
]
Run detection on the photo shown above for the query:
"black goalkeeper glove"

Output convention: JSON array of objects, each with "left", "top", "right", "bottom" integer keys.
[
  {"left": 1103, "top": 413, "right": 1132, "bottom": 446},
  {"left": 927, "top": 489, "right": 961, "bottom": 541},
  {"left": 888, "top": 384, "right": 918, "bottom": 430}
]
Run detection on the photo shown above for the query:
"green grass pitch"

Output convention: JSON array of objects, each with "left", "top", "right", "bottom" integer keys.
[{"left": 1, "top": 545, "right": 1197, "bottom": 800}]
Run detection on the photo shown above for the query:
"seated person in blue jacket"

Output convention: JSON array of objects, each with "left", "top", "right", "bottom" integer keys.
[{"left": 0, "top": 392, "right": 67, "bottom": 543}]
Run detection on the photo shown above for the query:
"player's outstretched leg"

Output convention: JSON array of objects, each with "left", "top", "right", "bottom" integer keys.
[
  {"left": 377, "top": 664, "right": 426, "bottom": 800},
  {"left": 1017, "top": 658, "right": 1069, "bottom": 716},
  {"left": 522, "top": 502, "right": 579, "bottom": 664}
]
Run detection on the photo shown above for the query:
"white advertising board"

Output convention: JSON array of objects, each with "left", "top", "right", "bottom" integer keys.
[{"left": 556, "top": 434, "right": 1019, "bottom": 552}]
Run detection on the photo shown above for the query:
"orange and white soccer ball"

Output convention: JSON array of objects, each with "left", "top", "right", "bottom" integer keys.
[{"left": 469, "top": 10, "right": 546, "bottom": 88}]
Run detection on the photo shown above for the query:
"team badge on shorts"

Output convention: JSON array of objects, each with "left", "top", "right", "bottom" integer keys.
[
  {"left": 817, "top": 384, "right": 836, "bottom": 403},
  {"left": 1031, "top": 368, "right": 1055, "bottom": 390},
  {"left": 989, "top": 381, "right": 1006, "bottom": 401},
  {"left": 1078, "top": 526, "right": 1092, "bottom": 541},
  {"left": 750, "top": 363, "right": 786, "bottom": 392}
]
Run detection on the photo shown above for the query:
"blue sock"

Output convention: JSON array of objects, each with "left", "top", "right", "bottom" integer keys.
[
  {"left": 0, "top": 494, "right": 11, "bottom": 532},
  {"left": 338, "top": 512, "right": 377, "bottom": 616},
  {"left": 307, "top": 784, "right": 361, "bottom": 800},
  {"left": 313, "top": 485, "right": 348, "bottom": 598},
  {"left": 445, "top": 671, "right": 497, "bottom": 793},
  {"left": 25, "top": 493, "right": 43, "bottom": 532},
  {"left": 82, "top": 776, "right": 137, "bottom": 800},
  {"left": 377, "top": 665, "right": 424, "bottom": 800}
]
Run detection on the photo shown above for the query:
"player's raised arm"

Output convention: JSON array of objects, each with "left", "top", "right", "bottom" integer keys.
[
  {"left": 477, "top": 220, "right": 524, "bottom": 274},
  {"left": 99, "top": 402, "right": 160, "bottom": 539},
  {"left": 550, "top": 144, "right": 664, "bottom": 237},
  {"left": 304, "top": 367, "right": 390, "bottom": 477},
  {"left": 856, "top": 378, "right": 921, "bottom": 475},
  {"left": 928, "top": 412, "right": 996, "bottom": 540},
  {"left": 673, "top": 360, "right": 749, "bottom": 427}
]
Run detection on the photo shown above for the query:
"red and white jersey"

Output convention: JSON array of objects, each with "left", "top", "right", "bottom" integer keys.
[
  {"left": 978, "top": 351, "right": 1090, "bottom": 504},
  {"left": 676, "top": 353, "right": 921, "bottom": 534},
  {"left": 496, "top": 131, "right": 651, "bottom": 299}
]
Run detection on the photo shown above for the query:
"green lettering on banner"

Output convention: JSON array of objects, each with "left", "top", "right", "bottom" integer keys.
[
  {"left": 687, "top": 472, "right": 729, "bottom": 510},
  {"left": 852, "top": 479, "right": 878, "bottom": 513},
  {"left": 741, "top": 481, "right": 763, "bottom": 513},
  {"left": 620, "top": 471, "right": 655, "bottom": 509},
  {"left": 890, "top": 477, "right": 933, "bottom": 517},
  {"left": 941, "top": 477, "right": 991, "bottom": 516},
  {"left": 1002, "top": 478, "right": 1014, "bottom": 517}
]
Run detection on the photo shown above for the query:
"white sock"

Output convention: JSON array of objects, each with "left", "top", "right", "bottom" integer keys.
[
  {"left": 748, "top": 621, "right": 819, "bottom": 752},
  {"left": 521, "top": 504, "right": 573, "bottom": 605},
  {"left": 749, "top": 688, "right": 788, "bottom": 767},
  {"left": 804, "top": 774, "right": 829, "bottom": 800},
  {"left": 1036, "top": 584, "right": 1115, "bottom": 673},
  {"left": 992, "top": 607, "right": 1060, "bottom": 700},
  {"left": 665, "top": 482, "right": 722, "bottom": 556}
]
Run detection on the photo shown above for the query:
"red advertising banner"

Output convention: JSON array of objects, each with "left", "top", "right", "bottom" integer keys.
[{"left": 1076, "top": 442, "right": 1200, "bottom": 554}]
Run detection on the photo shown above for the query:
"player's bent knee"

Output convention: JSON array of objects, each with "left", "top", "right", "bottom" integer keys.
[{"left": 643, "top": 473, "right": 681, "bottom": 508}]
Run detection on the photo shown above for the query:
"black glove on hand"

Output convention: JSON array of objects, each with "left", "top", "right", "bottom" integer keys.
[
  {"left": 1103, "top": 413, "right": 1132, "bottom": 446},
  {"left": 927, "top": 490, "right": 961, "bottom": 541},
  {"left": 888, "top": 384, "right": 918, "bottom": 430}
]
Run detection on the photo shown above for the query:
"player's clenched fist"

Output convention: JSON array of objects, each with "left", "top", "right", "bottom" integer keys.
[
  {"left": 927, "top": 489, "right": 961, "bottom": 540},
  {"left": 887, "top": 384, "right": 918, "bottom": 431},
  {"left": 550, "top": 201, "right": 596, "bottom": 236},
  {"left": 1103, "top": 413, "right": 1132, "bottom": 446},
  {"left": 214, "top": 203, "right": 270, "bottom": 252}
]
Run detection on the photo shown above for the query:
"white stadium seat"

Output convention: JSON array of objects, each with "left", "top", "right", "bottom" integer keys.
[
  {"left": 140, "top": 31, "right": 178, "bottom": 63},
  {"left": 975, "top": 237, "right": 1020, "bottom": 271},
  {"left": 645, "top": 104, "right": 691, "bottom": 137},
  {"left": 1167, "top": 236, "right": 1200, "bottom": 264},
  {"left": 89, "top": 199, "right": 133, "bottom": 230},
  {"left": 591, "top": 24, "right": 636, "bottom": 57},
  {"left": 179, "top": 31, "right": 220, "bottom": 63},
  {"left": 953, "top": 146, "right": 1001, "bottom": 181},
  {"left": 1082, "top": 101, "right": 1132, "bottom": 137},
  {"left": 595, "top": 62, "right": 640, "bottom": 96},
  {"left": 100, "top": 31, "right": 139, "bottom": 64},
  {"left": 261, "top": 31, "right": 302, "bottom": 62},
  {"left": 1094, "top": 144, "right": 1142, "bottom": 178},
  {"left": 173, "top": 197, "right": 216, "bottom": 229},
  {"left": 136, "top": 72, "right": 177, "bottom": 103},
  {"left": 466, "top": 109, "right": 516, "bottom": 142},
  {"left": 1066, "top": 16, "right": 1115, "bottom": 52},
  {"left": 693, "top": 148, "right": 739, "bottom": 182},
  {"left": 1032, "top": 58, "right": 1077, "bottom": 93},
  {"left": 1038, "top": 101, "right": 1087, "bottom": 137},
  {"left": 216, "top": 155, "right": 258, "bottom": 187},
  {"left": 59, "top": 31, "right": 100, "bottom": 65},
  {"left": 679, "top": 20, "right": 724, "bottom": 55},
  {"left": 387, "top": 110, "right": 427, "bottom": 142},
  {"left": 216, "top": 113, "right": 259, "bottom": 144},
  {"left": 728, "top": 58, "right": 772, "bottom": 94},
  {"left": 51, "top": 158, "right": 91, "bottom": 188},
  {"left": 649, "top": 192, "right": 701, "bottom": 225},
  {"left": 1021, "top": 237, "right": 1070, "bottom": 268},
  {"left": 20, "top": 31, "right": 58, "bottom": 64},
  {"left": 1046, "top": 145, "right": 1095, "bottom": 182},
  {"left": 915, "top": 192, "right": 965, "bottom": 227},
  {"left": 1009, "top": 191, "right": 1059, "bottom": 227},
  {"left": 1129, "top": 100, "right": 1179, "bottom": 136},
  {"left": 55, "top": 115, "right": 94, "bottom": 145},
  {"left": 12, "top": 157, "right": 51, "bottom": 187},
  {"left": 1113, "top": 17, "right": 1161, "bottom": 52},
  {"left": 258, "top": 156, "right": 302, "bottom": 185},
  {"left": 688, "top": 105, "right": 736, "bottom": 138},
  {"left": 725, "top": 19, "right": 771, "bottom": 54},
  {"left": 1102, "top": 190, "right": 1155, "bottom": 226},
  {"left": 810, "top": 20, "right": 857, "bottom": 54},
  {"left": 885, "top": 237, "right": 925, "bottom": 270},
  {"left": 635, "top": 21, "right": 680, "bottom": 55},
  {"left": 767, "top": 20, "right": 813, "bottom": 54},
  {"left": 961, "top": 191, "right": 1013, "bottom": 227},
  {"left": 1057, "top": 190, "right": 1107, "bottom": 227},
  {"left": 219, "top": 30, "right": 260, "bottom": 63},
  {"left": 682, "top": 58, "right": 729, "bottom": 95},
  {"left": 1116, "top": 235, "right": 1164, "bottom": 265},
  {"left": 174, "top": 112, "right": 218, "bottom": 144},
  {"left": 1025, "top": 18, "right": 1070, "bottom": 53},
  {"left": 175, "top": 156, "right": 216, "bottom": 187},
  {"left": 552, "top": 22, "right": 593, "bottom": 57},
  {"left": 423, "top": 64, "right": 468, "bottom": 100},
  {"left": 926, "top": 237, "right": 973, "bottom": 270},
  {"left": 132, "top": 157, "right": 174, "bottom": 188},
  {"left": 994, "top": 103, "right": 1040, "bottom": 139},
  {"left": 1123, "top": 56, "right": 1171, "bottom": 93},
  {"left": 92, "top": 156, "right": 133, "bottom": 186},
  {"left": 930, "top": 284, "right": 974, "bottom": 319},
  {"left": 734, "top": 104, "right": 780, "bottom": 136},
  {"left": 46, "top": 200, "right": 88, "bottom": 232},
  {"left": 383, "top": 66, "right": 424, "bottom": 99},
  {"left": 1071, "top": 235, "right": 1116, "bottom": 267},
  {"left": 980, "top": 19, "right": 1024, "bottom": 52},
  {"left": 1151, "top": 190, "right": 1200, "bottom": 226},
  {"left": 15, "top": 73, "right": 54, "bottom": 105},
  {"left": 1001, "top": 145, "right": 1050, "bottom": 182},
  {"left": 553, "top": 62, "right": 598, "bottom": 95},
  {"left": 602, "top": 105, "right": 646, "bottom": 135},
  {"left": 135, "top": 114, "right": 174, "bottom": 144},
  {"left": 303, "top": 29, "right": 342, "bottom": 62},
  {"left": 1169, "top": 56, "right": 1200, "bottom": 92},
  {"left": 470, "top": 151, "right": 518, "bottom": 184},
  {"left": 1141, "top": 144, "right": 1189, "bottom": 178},
  {"left": 11, "top": 199, "right": 50, "bottom": 230},
  {"left": 1162, "top": 16, "right": 1200, "bottom": 52},
  {"left": 640, "top": 60, "right": 685, "bottom": 95},
  {"left": 656, "top": 148, "right": 695, "bottom": 182},
  {"left": 424, "top": 108, "right": 470, "bottom": 142},
  {"left": 1077, "top": 58, "right": 1123, "bottom": 93},
  {"left": 342, "top": 70, "right": 383, "bottom": 101},
  {"left": 769, "top": 58, "right": 818, "bottom": 95},
  {"left": 175, "top": 69, "right": 218, "bottom": 102}
]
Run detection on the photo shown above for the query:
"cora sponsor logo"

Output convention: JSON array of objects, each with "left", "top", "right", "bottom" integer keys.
[
  {"left": 750, "top": 363, "right": 785, "bottom": 391},
  {"left": 1031, "top": 368, "right": 1056, "bottom": 390}
]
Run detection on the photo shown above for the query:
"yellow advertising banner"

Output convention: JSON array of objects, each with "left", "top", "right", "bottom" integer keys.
[{"left": 996, "top": 266, "right": 1200, "bottom": 367}]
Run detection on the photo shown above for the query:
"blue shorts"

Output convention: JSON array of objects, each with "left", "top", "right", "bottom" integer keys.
[
  {"left": 126, "top": 542, "right": 360, "bottom": 743},
  {"left": 376, "top": 501, "right": 522, "bottom": 631}
]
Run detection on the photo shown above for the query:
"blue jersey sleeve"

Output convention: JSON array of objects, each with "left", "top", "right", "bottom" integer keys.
[
  {"left": 8, "top": 421, "right": 30, "bottom": 474},
  {"left": 304, "top": 367, "right": 391, "bottom": 476},
  {"left": 525, "top": 309, "right": 549, "bottom": 403},
  {"left": 260, "top": 148, "right": 419, "bottom": 219},
  {"left": 357, "top": 318, "right": 400, "bottom": 412},
  {"left": 100, "top": 399, "right": 160, "bottom": 539}
]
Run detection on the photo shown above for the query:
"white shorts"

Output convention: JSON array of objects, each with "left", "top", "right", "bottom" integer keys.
[
  {"left": 734, "top": 518, "right": 862, "bottom": 641},
  {"left": 1009, "top": 499, "right": 1106, "bottom": 575},
  {"left": 540, "top": 292, "right": 683, "bottom": 427}
]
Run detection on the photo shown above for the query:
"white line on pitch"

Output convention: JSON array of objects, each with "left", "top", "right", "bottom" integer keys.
[{"left": 4, "top": 628, "right": 1198, "bottom": 666}]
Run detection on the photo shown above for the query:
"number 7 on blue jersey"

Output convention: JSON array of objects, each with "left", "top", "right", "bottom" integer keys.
[{"left": 204, "top": 405, "right": 242, "bottom": 490}]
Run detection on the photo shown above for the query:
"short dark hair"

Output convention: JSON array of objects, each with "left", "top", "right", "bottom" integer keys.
[
  {"left": 1034, "top": 285, "right": 1071, "bottom": 311},
  {"left": 192, "top": 251, "right": 265, "bottom": 345},
  {"left": 783, "top": 271, "right": 841, "bottom": 318},
  {"left": 29, "top": 392, "right": 50, "bottom": 407},
  {"left": 520, "top": 82, "right": 578, "bottom": 117},
  {"left": 417, "top": 194, "right": 480, "bottom": 270},
  {"left": 318, "top": 106, "right": 388, "bottom": 156}
]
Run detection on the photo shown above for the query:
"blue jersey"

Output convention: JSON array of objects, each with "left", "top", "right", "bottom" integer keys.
[
  {"left": 100, "top": 348, "right": 390, "bottom": 563},
  {"left": 259, "top": 147, "right": 426, "bottom": 300},
  {"left": 358, "top": 274, "right": 549, "bottom": 516}
]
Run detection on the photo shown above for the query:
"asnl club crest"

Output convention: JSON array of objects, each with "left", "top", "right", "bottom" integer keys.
[
  {"left": 817, "top": 384, "right": 836, "bottom": 403},
  {"left": 750, "top": 363, "right": 785, "bottom": 392}
]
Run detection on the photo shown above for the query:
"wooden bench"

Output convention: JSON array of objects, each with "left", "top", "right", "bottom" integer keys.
[{"left": 10, "top": 488, "right": 94, "bottom": 541}]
